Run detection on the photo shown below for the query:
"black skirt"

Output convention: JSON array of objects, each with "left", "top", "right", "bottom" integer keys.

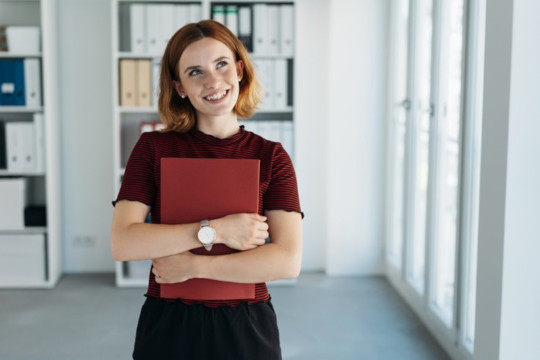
[{"left": 133, "top": 296, "right": 282, "bottom": 360}]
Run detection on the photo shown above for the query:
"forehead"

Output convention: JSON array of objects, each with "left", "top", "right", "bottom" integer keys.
[{"left": 179, "top": 38, "right": 235, "bottom": 68}]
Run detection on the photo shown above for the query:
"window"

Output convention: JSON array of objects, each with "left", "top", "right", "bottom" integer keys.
[{"left": 386, "top": 0, "right": 485, "bottom": 357}]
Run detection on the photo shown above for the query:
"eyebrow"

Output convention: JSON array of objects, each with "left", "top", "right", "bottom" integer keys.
[{"left": 183, "top": 56, "right": 232, "bottom": 75}]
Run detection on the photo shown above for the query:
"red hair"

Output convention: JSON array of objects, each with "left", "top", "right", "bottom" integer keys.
[{"left": 159, "top": 20, "right": 262, "bottom": 133}]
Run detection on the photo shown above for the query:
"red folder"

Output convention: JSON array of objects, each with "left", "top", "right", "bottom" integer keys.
[{"left": 160, "top": 158, "right": 260, "bottom": 300}]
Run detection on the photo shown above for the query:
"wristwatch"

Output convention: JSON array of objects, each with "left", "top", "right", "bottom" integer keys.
[{"left": 197, "top": 220, "right": 216, "bottom": 251}]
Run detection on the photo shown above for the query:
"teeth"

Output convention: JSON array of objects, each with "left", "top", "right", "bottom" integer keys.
[{"left": 205, "top": 91, "right": 227, "bottom": 101}]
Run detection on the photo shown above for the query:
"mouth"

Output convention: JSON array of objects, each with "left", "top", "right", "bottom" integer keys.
[{"left": 204, "top": 90, "right": 229, "bottom": 102}]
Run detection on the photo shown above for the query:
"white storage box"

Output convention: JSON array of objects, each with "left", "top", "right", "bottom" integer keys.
[
  {"left": 6, "top": 26, "right": 41, "bottom": 53},
  {"left": 0, "top": 233, "right": 45, "bottom": 286},
  {"left": 0, "top": 178, "right": 27, "bottom": 230}
]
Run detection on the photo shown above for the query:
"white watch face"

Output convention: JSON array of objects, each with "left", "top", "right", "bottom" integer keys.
[{"left": 198, "top": 226, "right": 216, "bottom": 245}]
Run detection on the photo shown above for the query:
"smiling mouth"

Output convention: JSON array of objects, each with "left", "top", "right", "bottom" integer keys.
[{"left": 204, "top": 90, "right": 228, "bottom": 101}]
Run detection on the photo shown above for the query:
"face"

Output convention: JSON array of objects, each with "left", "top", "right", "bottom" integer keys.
[{"left": 176, "top": 37, "right": 244, "bottom": 122}]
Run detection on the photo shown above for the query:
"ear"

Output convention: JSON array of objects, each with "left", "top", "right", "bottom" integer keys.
[
  {"left": 236, "top": 60, "right": 244, "bottom": 81},
  {"left": 172, "top": 80, "right": 185, "bottom": 97}
]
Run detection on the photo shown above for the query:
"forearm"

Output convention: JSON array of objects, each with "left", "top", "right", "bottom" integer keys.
[
  {"left": 197, "top": 242, "right": 302, "bottom": 283},
  {"left": 111, "top": 222, "right": 201, "bottom": 261}
]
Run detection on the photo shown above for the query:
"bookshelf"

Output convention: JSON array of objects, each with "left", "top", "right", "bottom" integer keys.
[
  {"left": 0, "top": 0, "right": 62, "bottom": 288},
  {"left": 111, "top": 0, "right": 295, "bottom": 287}
]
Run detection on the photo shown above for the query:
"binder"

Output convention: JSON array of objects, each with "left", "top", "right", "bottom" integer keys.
[
  {"left": 0, "top": 178, "right": 27, "bottom": 230},
  {"left": 161, "top": 4, "right": 175, "bottom": 50},
  {"left": 281, "top": 121, "right": 294, "bottom": 159},
  {"left": 212, "top": 5, "right": 226, "bottom": 25},
  {"left": 119, "top": 59, "right": 136, "bottom": 106},
  {"left": 280, "top": 5, "right": 294, "bottom": 56},
  {"left": 136, "top": 59, "right": 152, "bottom": 107},
  {"left": 160, "top": 157, "right": 260, "bottom": 300},
  {"left": 146, "top": 5, "right": 162, "bottom": 55},
  {"left": 6, "top": 122, "right": 22, "bottom": 170},
  {"left": 13, "top": 59, "right": 25, "bottom": 105},
  {"left": 273, "top": 59, "right": 288, "bottom": 109},
  {"left": 187, "top": 4, "right": 202, "bottom": 23},
  {"left": 226, "top": 5, "right": 239, "bottom": 36},
  {"left": 152, "top": 58, "right": 160, "bottom": 107},
  {"left": 173, "top": 5, "right": 188, "bottom": 30},
  {"left": 24, "top": 58, "right": 42, "bottom": 107},
  {"left": 0, "top": 122, "right": 6, "bottom": 169},
  {"left": 130, "top": 4, "right": 146, "bottom": 53},
  {"left": 252, "top": 4, "right": 268, "bottom": 54},
  {"left": 238, "top": 6, "right": 253, "bottom": 51},
  {"left": 18, "top": 122, "right": 35, "bottom": 171},
  {"left": 33, "top": 113, "right": 45, "bottom": 172},
  {"left": 254, "top": 59, "right": 274, "bottom": 110},
  {"left": 267, "top": 6, "right": 280, "bottom": 54}
]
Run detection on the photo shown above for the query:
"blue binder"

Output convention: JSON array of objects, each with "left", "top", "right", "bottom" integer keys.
[{"left": 0, "top": 59, "right": 26, "bottom": 106}]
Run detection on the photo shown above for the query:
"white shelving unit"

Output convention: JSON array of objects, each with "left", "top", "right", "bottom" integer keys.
[
  {"left": 0, "top": 0, "right": 62, "bottom": 288},
  {"left": 111, "top": 0, "right": 295, "bottom": 287}
]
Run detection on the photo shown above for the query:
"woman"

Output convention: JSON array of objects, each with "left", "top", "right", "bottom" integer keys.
[{"left": 111, "top": 20, "right": 303, "bottom": 360}]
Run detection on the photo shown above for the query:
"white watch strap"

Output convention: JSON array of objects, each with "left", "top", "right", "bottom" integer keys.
[{"left": 200, "top": 219, "right": 210, "bottom": 227}]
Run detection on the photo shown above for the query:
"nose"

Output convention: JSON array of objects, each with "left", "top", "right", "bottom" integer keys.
[{"left": 204, "top": 70, "right": 221, "bottom": 89}]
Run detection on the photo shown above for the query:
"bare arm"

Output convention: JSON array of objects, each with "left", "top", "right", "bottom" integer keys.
[
  {"left": 152, "top": 209, "right": 303, "bottom": 283},
  {"left": 110, "top": 200, "right": 268, "bottom": 261}
]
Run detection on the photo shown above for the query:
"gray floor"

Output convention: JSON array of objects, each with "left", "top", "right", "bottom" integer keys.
[{"left": 0, "top": 273, "right": 450, "bottom": 360}]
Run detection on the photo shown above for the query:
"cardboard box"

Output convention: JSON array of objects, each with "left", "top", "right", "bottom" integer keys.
[
  {"left": 0, "top": 178, "right": 27, "bottom": 230},
  {"left": 0, "top": 233, "right": 45, "bottom": 285},
  {"left": 6, "top": 26, "right": 40, "bottom": 53}
]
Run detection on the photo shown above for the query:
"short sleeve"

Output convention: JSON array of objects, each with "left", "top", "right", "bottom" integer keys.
[
  {"left": 263, "top": 143, "right": 303, "bottom": 217},
  {"left": 112, "top": 132, "right": 156, "bottom": 208}
]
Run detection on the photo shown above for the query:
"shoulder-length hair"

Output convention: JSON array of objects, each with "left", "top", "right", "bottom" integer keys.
[{"left": 159, "top": 20, "right": 262, "bottom": 133}]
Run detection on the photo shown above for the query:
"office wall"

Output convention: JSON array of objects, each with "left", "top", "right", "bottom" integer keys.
[
  {"left": 58, "top": 0, "right": 114, "bottom": 272},
  {"left": 58, "top": 0, "right": 388, "bottom": 274},
  {"left": 324, "top": 0, "right": 388, "bottom": 275}
]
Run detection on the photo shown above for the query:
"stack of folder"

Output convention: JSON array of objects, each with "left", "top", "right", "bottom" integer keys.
[
  {"left": 0, "top": 113, "right": 45, "bottom": 172},
  {"left": 0, "top": 58, "right": 42, "bottom": 107},
  {"left": 129, "top": 3, "right": 202, "bottom": 55},
  {"left": 252, "top": 58, "right": 290, "bottom": 110},
  {"left": 119, "top": 59, "right": 156, "bottom": 107},
  {"left": 211, "top": 3, "right": 294, "bottom": 56}
]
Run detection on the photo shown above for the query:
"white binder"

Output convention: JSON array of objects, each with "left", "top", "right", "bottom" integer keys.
[
  {"left": 23, "top": 58, "right": 42, "bottom": 107},
  {"left": 33, "top": 113, "right": 45, "bottom": 173},
  {"left": 281, "top": 121, "right": 294, "bottom": 159},
  {"left": 187, "top": 4, "right": 202, "bottom": 23},
  {"left": 226, "top": 5, "right": 239, "bottom": 36},
  {"left": 252, "top": 4, "right": 268, "bottom": 54},
  {"left": 146, "top": 5, "right": 162, "bottom": 55},
  {"left": 161, "top": 4, "right": 175, "bottom": 51},
  {"left": 6, "top": 122, "right": 22, "bottom": 171},
  {"left": 212, "top": 5, "right": 226, "bottom": 25},
  {"left": 174, "top": 5, "right": 188, "bottom": 30},
  {"left": 280, "top": 5, "right": 294, "bottom": 56},
  {"left": 130, "top": 4, "right": 146, "bottom": 53},
  {"left": 274, "top": 59, "right": 288, "bottom": 109},
  {"left": 267, "top": 6, "right": 280, "bottom": 54},
  {"left": 0, "top": 178, "right": 27, "bottom": 230},
  {"left": 253, "top": 59, "right": 274, "bottom": 110},
  {"left": 18, "top": 122, "right": 36, "bottom": 171}
]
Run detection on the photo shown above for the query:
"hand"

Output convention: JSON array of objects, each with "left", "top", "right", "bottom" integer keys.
[
  {"left": 213, "top": 213, "right": 269, "bottom": 251},
  {"left": 152, "top": 252, "right": 197, "bottom": 284}
]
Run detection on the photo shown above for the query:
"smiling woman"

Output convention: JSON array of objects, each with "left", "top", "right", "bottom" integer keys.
[{"left": 110, "top": 20, "right": 303, "bottom": 360}]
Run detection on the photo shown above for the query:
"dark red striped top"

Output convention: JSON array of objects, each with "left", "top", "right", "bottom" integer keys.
[{"left": 114, "top": 126, "right": 302, "bottom": 307}]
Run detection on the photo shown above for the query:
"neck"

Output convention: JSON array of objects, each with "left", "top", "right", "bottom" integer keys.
[{"left": 196, "top": 113, "right": 240, "bottom": 139}]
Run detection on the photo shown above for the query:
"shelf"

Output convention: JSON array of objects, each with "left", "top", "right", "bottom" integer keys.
[
  {"left": 0, "top": 52, "right": 42, "bottom": 58},
  {"left": 0, "top": 106, "right": 44, "bottom": 113},
  {"left": 0, "top": 170, "right": 46, "bottom": 176},
  {"left": 0, "top": 227, "right": 47, "bottom": 235},
  {"left": 117, "top": 106, "right": 158, "bottom": 114}
]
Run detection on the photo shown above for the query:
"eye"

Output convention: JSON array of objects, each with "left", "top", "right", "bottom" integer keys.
[
  {"left": 188, "top": 69, "right": 202, "bottom": 76},
  {"left": 217, "top": 60, "right": 228, "bottom": 69}
]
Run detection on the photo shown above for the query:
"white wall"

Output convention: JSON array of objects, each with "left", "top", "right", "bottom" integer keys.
[
  {"left": 324, "top": 0, "right": 388, "bottom": 275},
  {"left": 57, "top": 0, "right": 388, "bottom": 275},
  {"left": 58, "top": 0, "right": 114, "bottom": 272},
  {"left": 474, "top": 0, "right": 540, "bottom": 358}
]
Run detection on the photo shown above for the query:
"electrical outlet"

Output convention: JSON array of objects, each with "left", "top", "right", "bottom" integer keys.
[{"left": 73, "top": 236, "right": 97, "bottom": 247}]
